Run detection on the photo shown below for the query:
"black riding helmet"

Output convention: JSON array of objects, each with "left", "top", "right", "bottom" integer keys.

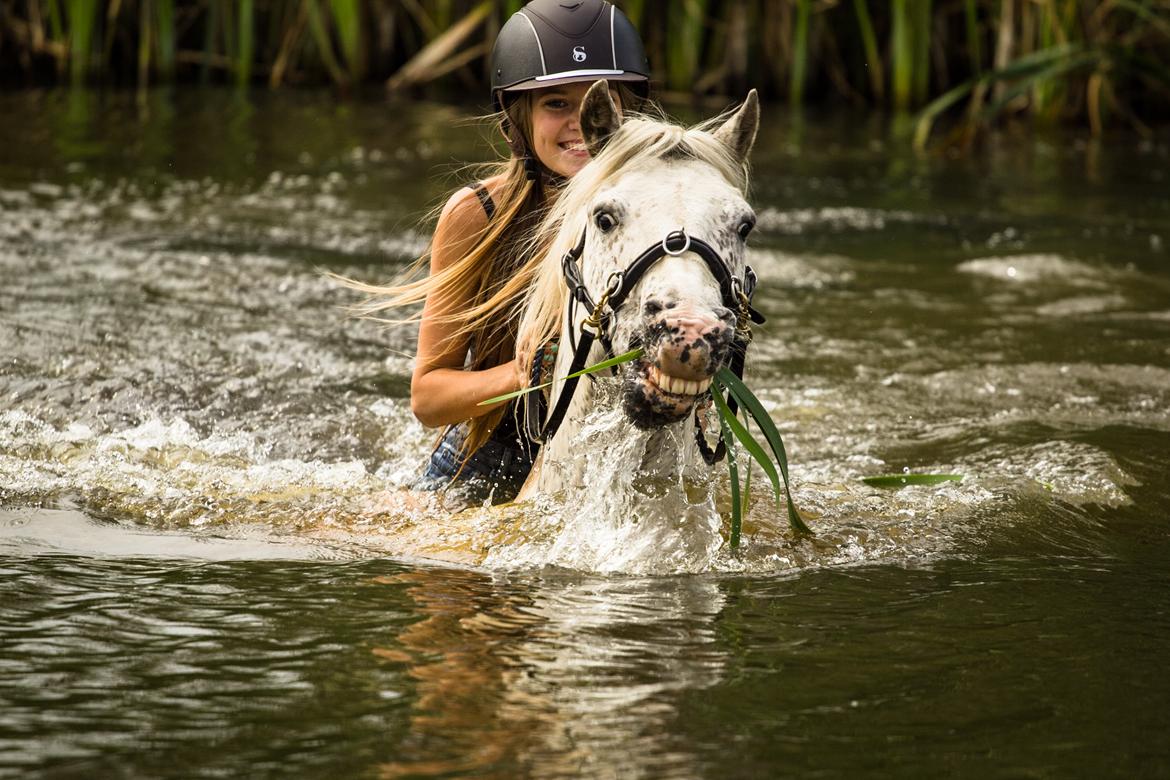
[{"left": 490, "top": 0, "right": 650, "bottom": 111}]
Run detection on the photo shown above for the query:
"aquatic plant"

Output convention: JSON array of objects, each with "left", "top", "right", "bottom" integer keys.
[{"left": 2, "top": 1, "right": 1166, "bottom": 140}]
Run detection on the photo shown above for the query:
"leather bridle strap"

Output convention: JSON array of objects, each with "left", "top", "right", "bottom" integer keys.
[
  {"left": 561, "top": 229, "right": 764, "bottom": 327},
  {"left": 531, "top": 226, "right": 765, "bottom": 449}
]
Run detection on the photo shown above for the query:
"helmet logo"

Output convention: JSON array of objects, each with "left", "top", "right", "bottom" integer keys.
[{"left": 572, "top": 46, "right": 587, "bottom": 63}]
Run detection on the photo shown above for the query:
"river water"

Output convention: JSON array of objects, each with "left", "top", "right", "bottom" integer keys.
[{"left": 1, "top": 89, "right": 1168, "bottom": 777}]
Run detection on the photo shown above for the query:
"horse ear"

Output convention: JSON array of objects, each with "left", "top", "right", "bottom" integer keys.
[
  {"left": 713, "top": 89, "right": 760, "bottom": 163},
  {"left": 581, "top": 80, "right": 623, "bottom": 158}
]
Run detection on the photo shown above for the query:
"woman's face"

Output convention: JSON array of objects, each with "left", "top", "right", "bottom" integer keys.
[{"left": 528, "top": 81, "right": 621, "bottom": 179}]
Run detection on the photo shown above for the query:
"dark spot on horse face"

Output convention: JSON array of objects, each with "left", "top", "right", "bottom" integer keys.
[
  {"left": 701, "top": 331, "right": 727, "bottom": 352},
  {"left": 621, "top": 367, "right": 696, "bottom": 430},
  {"left": 643, "top": 299, "right": 664, "bottom": 317}
]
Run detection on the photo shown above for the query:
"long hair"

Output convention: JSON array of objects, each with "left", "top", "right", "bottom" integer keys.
[
  {"left": 341, "top": 84, "right": 643, "bottom": 459},
  {"left": 514, "top": 110, "right": 751, "bottom": 378}
]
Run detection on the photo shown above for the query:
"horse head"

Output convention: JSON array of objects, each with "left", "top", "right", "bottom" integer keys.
[
  {"left": 576, "top": 82, "right": 760, "bottom": 429},
  {"left": 515, "top": 84, "right": 761, "bottom": 501}
]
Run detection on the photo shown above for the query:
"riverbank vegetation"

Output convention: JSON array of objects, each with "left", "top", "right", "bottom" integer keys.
[{"left": 2, "top": 1, "right": 1168, "bottom": 147}]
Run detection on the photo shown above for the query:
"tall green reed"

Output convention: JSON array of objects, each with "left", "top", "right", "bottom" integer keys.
[
  {"left": 666, "top": 0, "right": 708, "bottom": 92},
  {"left": 790, "top": 0, "right": 812, "bottom": 106},
  {"left": 891, "top": 0, "right": 913, "bottom": 109},
  {"left": 5, "top": 0, "right": 1167, "bottom": 144},
  {"left": 329, "top": 0, "right": 363, "bottom": 80},
  {"left": 65, "top": 0, "right": 98, "bottom": 86},
  {"left": 852, "top": 0, "right": 884, "bottom": 100},
  {"left": 237, "top": 0, "right": 254, "bottom": 87}
]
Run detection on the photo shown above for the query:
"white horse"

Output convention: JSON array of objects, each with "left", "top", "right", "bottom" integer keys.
[{"left": 506, "top": 83, "right": 762, "bottom": 571}]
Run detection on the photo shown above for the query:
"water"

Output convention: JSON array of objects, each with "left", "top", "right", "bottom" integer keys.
[{"left": 2, "top": 89, "right": 1169, "bottom": 776}]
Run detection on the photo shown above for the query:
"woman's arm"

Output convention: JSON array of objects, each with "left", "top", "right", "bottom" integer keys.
[{"left": 410, "top": 181, "right": 522, "bottom": 428}]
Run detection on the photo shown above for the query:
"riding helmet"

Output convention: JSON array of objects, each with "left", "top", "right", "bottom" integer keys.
[{"left": 490, "top": 0, "right": 650, "bottom": 109}]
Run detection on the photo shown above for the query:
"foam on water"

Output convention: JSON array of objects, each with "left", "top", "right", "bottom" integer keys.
[
  {"left": 956, "top": 253, "right": 1111, "bottom": 285},
  {"left": 756, "top": 206, "right": 934, "bottom": 235}
]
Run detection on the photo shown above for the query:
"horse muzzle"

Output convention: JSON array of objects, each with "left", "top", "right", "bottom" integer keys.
[{"left": 622, "top": 305, "right": 734, "bottom": 429}]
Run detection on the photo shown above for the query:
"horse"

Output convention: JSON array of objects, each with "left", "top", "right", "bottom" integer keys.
[{"left": 505, "top": 82, "right": 763, "bottom": 571}]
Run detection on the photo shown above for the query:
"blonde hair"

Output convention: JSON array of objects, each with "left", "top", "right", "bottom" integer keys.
[
  {"left": 340, "top": 84, "right": 645, "bottom": 459},
  {"left": 515, "top": 110, "right": 751, "bottom": 374}
]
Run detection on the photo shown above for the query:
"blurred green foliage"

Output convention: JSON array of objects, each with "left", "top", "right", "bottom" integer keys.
[{"left": 2, "top": 1, "right": 1168, "bottom": 146}]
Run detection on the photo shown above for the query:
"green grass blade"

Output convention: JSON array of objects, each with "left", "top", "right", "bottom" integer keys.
[
  {"left": 564, "top": 347, "right": 644, "bottom": 380},
  {"left": 1112, "top": 0, "right": 1170, "bottom": 39},
  {"left": 862, "top": 473, "right": 963, "bottom": 488},
  {"left": 913, "top": 77, "right": 977, "bottom": 150},
  {"left": 711, "top": 381, "right": 809, "bottom": 535},
  {"left": 476, "top": 347, "right": 644, "bottom": 407},
  {"left": 714, "top": 368, "right": 810, "bottom": 534},
  {"left": 477, "top": 380, "right": 553, "bottom": 407},
  {"left": 913, "top": 43, "right": 1089, "bottom": 150},
  {"left": 740, "top": 409, "right": 753, "bottom": 518},
  {"left": 717, "top": 404, "right": 743, "bottom": 549},
  {"left": 979, "top": 49, "right": 1099, "bottom": 119}
]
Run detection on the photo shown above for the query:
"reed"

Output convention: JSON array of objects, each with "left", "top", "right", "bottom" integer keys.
[
  {"left": 2, "top": 1, "right": 1167, "bottom": 142},
  {"left": 64, "top": 0, "right": 97, "bottom": 86},
  {"left": 330, "top": 0, "right": 363, "bottom": 79},
  {"left": 891, "top": 0, "right": 913, "bottom": 109},
  {"left": 789, "top": 0, "right": 811, "bottom": 107},
  {"left": 665, "top": 0, "right": 708, "bottom": 92},
  {"left": 912, "top": 0, "right": 932, "bottom": 105},
  {"left": 157, "top": 0, "right": 175, "bottom": 81},
  {"left": 237, "top": 0, "right": 254, "bottom": 88},
  {"left": 852, "top": 0, "right": 884, "bottom": 100}
]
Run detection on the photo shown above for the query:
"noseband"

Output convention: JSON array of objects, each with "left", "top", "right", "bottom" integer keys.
[{"left": 528, "top": 225, "right": 765, "bottom": 463}]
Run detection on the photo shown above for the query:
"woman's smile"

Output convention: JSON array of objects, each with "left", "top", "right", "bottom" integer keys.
[{"left": 530, "top": 81, "right": 620, "bottom": 178}]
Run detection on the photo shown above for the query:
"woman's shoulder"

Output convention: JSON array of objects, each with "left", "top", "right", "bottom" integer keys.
[
  {"left": 431, "top": 174, "right": 508, "bottom": 271},
  {"left": 438, "top": 174, "right": 507, "bottom": 227}
]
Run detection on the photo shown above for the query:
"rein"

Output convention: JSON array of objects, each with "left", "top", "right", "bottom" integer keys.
[{"left": 526, "top": 226, "right": 765, "bottom": 464}]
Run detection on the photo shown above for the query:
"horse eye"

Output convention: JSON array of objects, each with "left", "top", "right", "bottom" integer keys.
[
  {"left": 595, "top": 210, "right": 618, "bottom": 233},
  {"left": 737, "top": 219, "right": 756, "bottom": 240}
]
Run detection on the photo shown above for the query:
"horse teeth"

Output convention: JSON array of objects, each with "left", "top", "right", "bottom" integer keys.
[{"left": 649, "top": 366, "right": 703, "bottom": 396}]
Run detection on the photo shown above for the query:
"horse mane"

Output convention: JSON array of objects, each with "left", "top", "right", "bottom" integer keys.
[{"left": 515, "top": 109, "right": 752, "bottom": 373}]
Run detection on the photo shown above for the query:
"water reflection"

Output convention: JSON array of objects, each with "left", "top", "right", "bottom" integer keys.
[{"left": 375, "top": 569, "right": 726, "bottom": 778}]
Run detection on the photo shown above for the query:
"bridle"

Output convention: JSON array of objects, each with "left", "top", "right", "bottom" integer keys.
[{"left": 526, "top": 225, "right": 765, "bottom": 464}]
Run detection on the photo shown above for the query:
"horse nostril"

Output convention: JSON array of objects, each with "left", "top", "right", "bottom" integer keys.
[
  {"left": 714, "top": 306, "right": 734, "bottom": 324},
  {"left": 643, "top": 299, "right": 664, "bottom": 317}
]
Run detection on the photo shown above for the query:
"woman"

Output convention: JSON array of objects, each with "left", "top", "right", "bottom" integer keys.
[{"left": 361, "top": 0, "right": 651, "bottom": 503}]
